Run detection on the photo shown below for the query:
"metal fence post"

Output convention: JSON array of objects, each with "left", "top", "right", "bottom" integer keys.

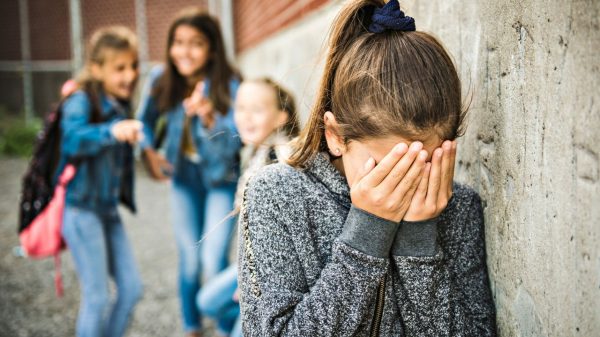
[
  {"left": 69, "top": 0, "right": 83, "bottom": 77},
  {"left": 18, "top": 0, "right": 34, "bottom": 123},
  {"left": 135, "top": 0, "right": 150, "bottom": 75}
]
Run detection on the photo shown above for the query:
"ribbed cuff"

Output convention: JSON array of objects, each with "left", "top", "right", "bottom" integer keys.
[
  {"left": 392, "top": 218, "right": 439, "bottom": 257},
  {"left": 338, "top": 206, "right": 400, "bottom": 258}
]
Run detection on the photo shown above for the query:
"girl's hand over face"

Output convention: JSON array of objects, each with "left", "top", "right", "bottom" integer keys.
[
  {"left": 403, "top": 140, "right": 456, "bottom": 222},
  {"left": 183, "top": 81, "right": 215, "bottom": 129},
  {"left": 350, "top": 142, "right": 428, "bottom": 222}
]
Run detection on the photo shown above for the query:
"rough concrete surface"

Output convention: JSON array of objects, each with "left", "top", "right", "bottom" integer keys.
[
  {"left": 0, "top": 158, "right": 221, "bottom": 337},
  {"left": 237, "top": 0, "right": 600, "bottom": 336}
]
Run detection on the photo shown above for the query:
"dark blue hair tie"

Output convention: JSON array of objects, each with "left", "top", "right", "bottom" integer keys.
[{"left": 368, "top": 0, "right": 416, "bottom": 33}]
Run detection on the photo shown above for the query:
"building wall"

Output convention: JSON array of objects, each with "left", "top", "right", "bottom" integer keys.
[
  {"left": 0, "top": 1, "right": 21, "bottom": 61},
  {"left": 235, "top": 0, "right": 600, "bottom": 335},
  {"left": 146, "top": 0, "right": 206, "bottom": 62},
  {"left": 236, "top": 1, "right": 342, "bottom": 124},
  {"left": 233, "top": 0, "right": 329, "bottom": 53},
  {"left": 29, "top": 0, "right": 71, "bottom": 61},
  {"left": 81, "top": 0, "right": 136, "bottom": 41}
]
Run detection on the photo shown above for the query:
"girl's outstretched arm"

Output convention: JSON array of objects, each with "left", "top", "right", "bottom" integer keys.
[
  {"left": 391, "top": 185, "right": 497, "bottom": 336},
  {"left": 61, "top": 91, "right": 120, "bottom": 158}
]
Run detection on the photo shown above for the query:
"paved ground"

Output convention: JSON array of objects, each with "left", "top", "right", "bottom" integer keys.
[{"left": 0, "top": 157, "right": 219, "bottom": 337}]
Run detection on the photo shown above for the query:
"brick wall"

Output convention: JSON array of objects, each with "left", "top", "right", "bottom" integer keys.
[
  {"left": 146, "top": 0, "right": 207, "bottom": 62},
  {"left": 233, "top": 0, "right": 329, "bottom": 53},
  {"left": 29, "top": 0, "right": 71, "bottom": 60},
  {"left": 82, "top": 0, "right": 136, "bottom": 42},
  {"left": 0, "top": 0, "right": 209, "bottom": 116},
  {"left": 0, "top": 1, "right": 21, "bottom": 60}
]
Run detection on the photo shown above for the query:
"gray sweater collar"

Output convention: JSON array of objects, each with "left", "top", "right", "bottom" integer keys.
[{"left": 306, "top": 152, "right": 351, "bottom": 202}]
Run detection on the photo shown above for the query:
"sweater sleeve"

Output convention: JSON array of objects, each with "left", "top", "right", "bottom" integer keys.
[
  {"left": 61, "top": 91, "right": 118, "bottom": 158},
  {"left": 238, "top": 169, "right": 398, "bottom": 337},
  {"left": 390, "top": 189, "right": 497, "bottom": 336}
]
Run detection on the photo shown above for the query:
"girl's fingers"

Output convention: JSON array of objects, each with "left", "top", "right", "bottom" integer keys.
[
  {"left": 379, "top": 142, "right": 424, "bottom": 193},
  {"left": 194, "top": 81, "right": 205, "bottom": 97},
  {"left": 414, "top": 162, "right": 431, "bottom": 202},
  {"left": 439, "top": 141, "right": 453, "bottom": 201},
  {"left": 351, "top": 157, "right": 375, "bottom": 189},
  {"left": 361, "top": 143, "right": 409, "bottom": 187},
  {"left": 159, "top": 156, "right": 173, "bottom": 173},
  {"left": 426, "top": 147, "right": 443, "bottom": 206},
  {"left": 183, "top": 98, "right": 194, "bottom": 115},
  {"left": 447, "top": 140, "right": 457, "bottom": 196},
  {"left": 391, "top": 149, "right": 427, "bottom": 199}
]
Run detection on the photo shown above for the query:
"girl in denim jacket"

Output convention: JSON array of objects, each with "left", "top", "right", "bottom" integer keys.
[
  {"left": 59, "top": 26, "right": 144, "bottom": 337},
  {"left": 136, "top": 8, "right": 241, "bottom": 337}
]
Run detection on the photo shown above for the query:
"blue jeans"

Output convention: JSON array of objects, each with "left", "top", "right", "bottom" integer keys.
[
  {"left": 171, "top": 158, "right": 237, "bottom": 332},
  {"left": 197, "top": 264, "right": 241, "bottom": 336},
  {"left": 62, "top": 205, "right": 143, "bottom": 337}
]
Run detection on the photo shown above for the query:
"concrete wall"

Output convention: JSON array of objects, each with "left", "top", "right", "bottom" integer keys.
[{"left": 236, "top": 0, "right": 600, "bottom": 336}]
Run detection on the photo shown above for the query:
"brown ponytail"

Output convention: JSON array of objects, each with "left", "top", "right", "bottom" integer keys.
[{"left": 288, "top": 0, "right": 466, "bottom": 168}]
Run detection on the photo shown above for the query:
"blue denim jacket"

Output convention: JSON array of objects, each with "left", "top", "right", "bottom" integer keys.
[
  {"left": 137, "top": 65, "right": 241, "bottom": 188},
  {"left": 59, "top": 90, "right": 136, "bottom": 212}
]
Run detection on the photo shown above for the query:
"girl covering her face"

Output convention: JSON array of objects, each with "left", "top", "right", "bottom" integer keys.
[{"left": 238, "top": 1, "right": 496, "bottom": 336}]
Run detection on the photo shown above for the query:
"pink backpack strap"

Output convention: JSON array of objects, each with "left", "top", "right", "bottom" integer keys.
[{"left": 54, "top": 254, "right": 63, "bottom": 297}]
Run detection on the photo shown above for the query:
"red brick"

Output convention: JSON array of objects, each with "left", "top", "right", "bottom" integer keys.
[
  {"left": 29, "top": 0, "right": 71, "bottom": 60},
  {"left": 146, "top": 0, "right": 208, "bottom": 62},
  {"left": 0, "top": 1, "right": 22, "bottom": 60},
  {"left": 81, "top": 0, "right": 136, "bottom": 43}
]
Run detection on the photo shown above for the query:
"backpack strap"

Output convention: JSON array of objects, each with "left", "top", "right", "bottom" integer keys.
[{"left": 54, "top": 254, "right": 63, "bottom": 297}]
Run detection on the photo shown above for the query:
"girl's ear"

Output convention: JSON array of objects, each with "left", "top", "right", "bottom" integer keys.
[
  {"left": 90, "top": 63, "right": 103, "bottom": 80},
  {"left": 323, "top": 111, "right": 345, "bottom": 156}
]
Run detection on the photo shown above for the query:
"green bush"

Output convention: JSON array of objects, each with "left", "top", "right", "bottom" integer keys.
[{"left": 0, "top": 113, "right": 42, "bottom": 157}]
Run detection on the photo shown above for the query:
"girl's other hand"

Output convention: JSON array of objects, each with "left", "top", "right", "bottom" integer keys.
[
  {"left": 233, "top": 288, "right": 240, "bottom": 302},
  {"left": 142, "top": 148, "right": 173, "bottom": 181},
  {"left": 350, "top": 142, "right": 428, "bottom": 222},
  {"left": 111, "top": 119, "right": 144, "bottom": 145},
  {"left": 403, "top": 140, "right": 456, "bottom": 221},
  {"left": 184, "top": 81, "right": 215, "bottom": 129}
]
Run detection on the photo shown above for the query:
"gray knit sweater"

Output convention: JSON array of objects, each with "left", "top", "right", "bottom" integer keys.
[{"left": 238, "top": 152, "right": 496, "bottom": 336}]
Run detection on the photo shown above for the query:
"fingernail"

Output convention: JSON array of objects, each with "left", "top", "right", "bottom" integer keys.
[
  {"left": 410, "top": 142, "right": 423, "bottom": 151},
  {"left": 418, "top": 150, "right": 428, "bottom": 160},
  {"left": 435, "top": 148, "right": 443, "bottom": 157},
  {"left": 394, "top": 143, "right": 408, "bottom": 154},
  {"left": 364, "top": 157, "right": 374, "bottom": 169},
  {"left": 443, "top": 141, "right": 452, "bottom": 150}
]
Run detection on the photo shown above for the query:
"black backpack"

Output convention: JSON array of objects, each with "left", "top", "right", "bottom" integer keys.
[
  {"left": 18, "top": 91, "right": 105, "bottom": 234},
  {"left": 18, "top": 102, "right": 67, "bottom": 234},
  {"left": 18, "top": 90, "right": 136, "bottom": 235}
]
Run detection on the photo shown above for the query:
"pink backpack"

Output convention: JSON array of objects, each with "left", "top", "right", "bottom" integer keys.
[{"left": 19, "top": 164, "right": 76, "bottom": 297}]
